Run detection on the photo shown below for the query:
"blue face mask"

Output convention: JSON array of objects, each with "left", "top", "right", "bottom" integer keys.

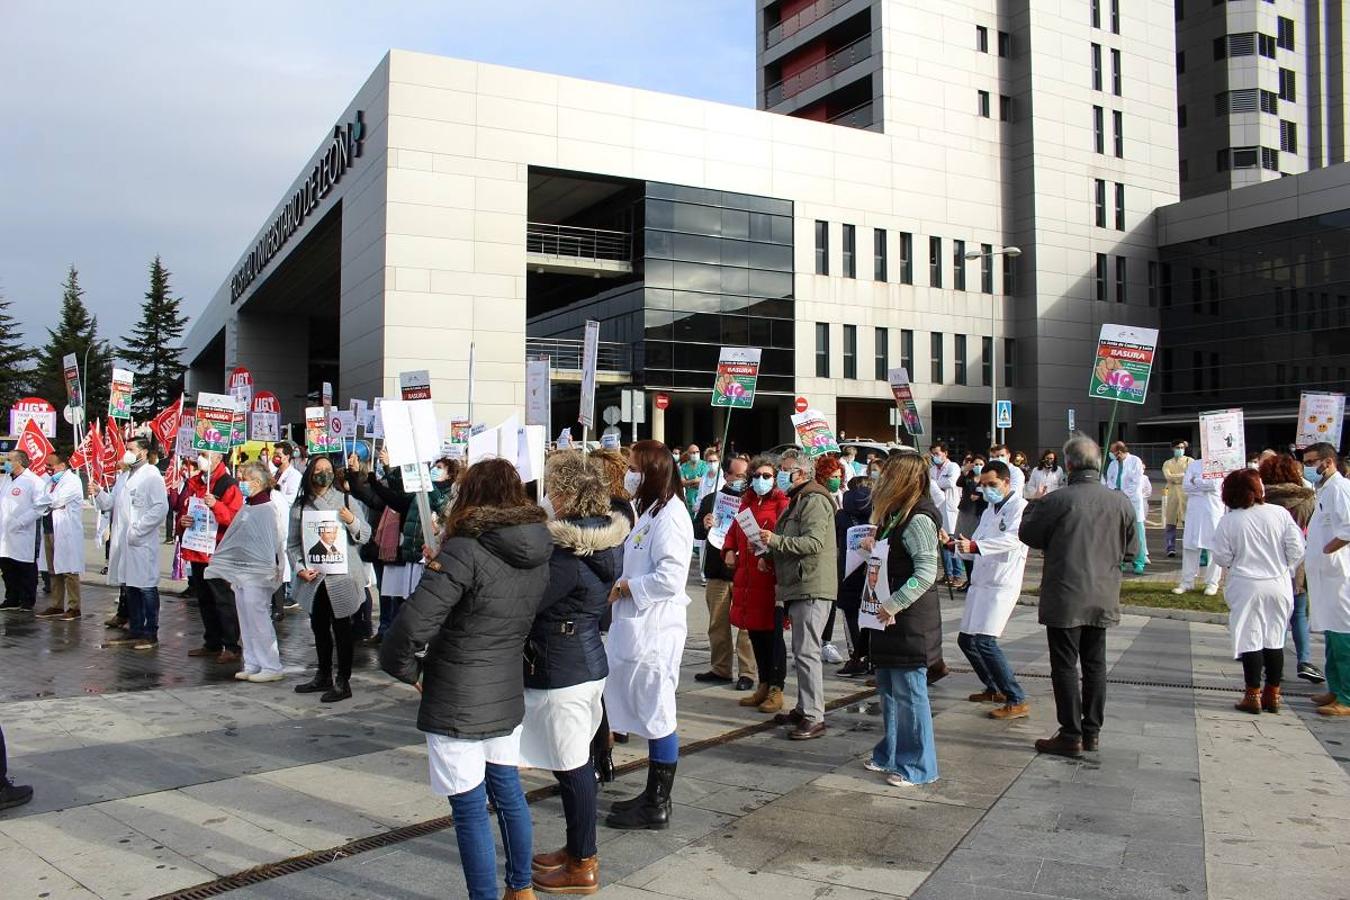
[
  {"left": 1172, "top": 448, "right": 1185, "bottom": 458},
  {"left": 930, "top": 455, "right": 942, "bottom": 466},
  {"left": 971, "top": 464, "right": 984, "bottom": 476},
  {"left": 776, "top": 471, "right": 793, "bottom": 492},
  {"left": 50, "top": 470, "right": 64, "bottom": 482},
  {"left": 728, "top": 478, "right": 746, "bottom": 492},
  {"left": 1, "top": 462, "right": 11, "bottom": 475},
  {"left": 1304, "top": 464, "right": 1323, "bottom": 485},
  {"left": 982, "top": 485, "right": 1006, "bottom": 505},
  {"left": 238, "top": 481, "right": 252, "bottom": 498},
  {"left": 752, "top": 474, "right": 774, "bottom": 496}
]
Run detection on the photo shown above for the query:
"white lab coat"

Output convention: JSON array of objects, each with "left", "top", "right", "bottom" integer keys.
[
  {"left": 1210, "top": 504, "right": 1304, "bottom": 657},
  {"left": 41, "top": 472, "right": 86, "bottom": 575},
  {"left": 1181, "top": 459, "right": 1224, "bottom": 550},
  {"left": 274, "top": 465, "right": 301, "bottom": 581},
  {"left": 1025, "top": 465, "right": 1066, "bottom": 499},
  {"left": 957, "top": 493, "right": 1029, "bottom": 636},
  {"left": 695, "top": 466, "right": 724, "bottom": 509},
  {"left": 995, "top": 463, "right": 1025, "bottom": 499},
  {"left": 100, "top": 463, "right": 169, "bottom": 589},
  {"left": 929, "top": 460, "right": 961, "bottom": 532},
  {"left": 1102, "top": 454, "right": 1148, "bottom": 520},
  {"left": 604, "top": 498, "right": 693, "bottom": 740},
  {"left": 1306, "top": 471, "right": 1350, "bottom": 634},
  {"left": 0, "top": 469, "right": 44, "bottom": 562}
]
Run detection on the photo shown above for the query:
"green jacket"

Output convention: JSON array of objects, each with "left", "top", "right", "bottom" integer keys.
[{"left": 768, "top": 480, "right": 838, "bottom": 603}]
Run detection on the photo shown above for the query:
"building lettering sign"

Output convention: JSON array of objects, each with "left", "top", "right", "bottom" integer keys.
[{"left": 230, "top": 110, "right": 366, "bottom": 302}]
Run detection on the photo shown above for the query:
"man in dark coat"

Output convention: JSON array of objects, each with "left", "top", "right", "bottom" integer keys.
[
  {"left": 691, "top": 456, "right": 756, "bottom": 689},
  {"left": 1019, "top": 434, "right": 1138, "bottom": 757}
]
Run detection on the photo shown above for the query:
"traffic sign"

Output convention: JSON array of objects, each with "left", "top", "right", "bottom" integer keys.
[
  {"left": 995, "top": 400, "right": 1012, "bottom": 430},
  {"left": 602, "top": 405, "right": 621, "bottom": 426},
  {"left": 794, "top": 396, "right": 809, "bottom": 414},
  {"left": 654, "top": 393, "right": 671, "bottom": 411},
  {"left": 1068, "top": 408, "right": 1077, "bottom": 433}
]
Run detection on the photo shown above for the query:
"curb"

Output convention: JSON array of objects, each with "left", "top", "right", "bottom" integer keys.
[{"left": 1013, "top": 593, "right": 1226, "bottom": 625}]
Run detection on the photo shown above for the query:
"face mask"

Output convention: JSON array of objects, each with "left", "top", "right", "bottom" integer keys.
[
  {"left": 827, "top": 476, "right": 842, "bottom": 492},
  {"left": 1304, "top": 464, "right": 1323, "bottom": 485},
  {"left": 993, "top": 455, "right": 1009, "bottom": 465},
  {"left": 931, "top": 455, "right": 942, "bottom": 466},
  {"left": 122, "top": 451, "right": 138, "bottom": 467},
  {"left": 239, "top": 481, "right": 252, "bottom": 498},
  {"left": 972, "top": 464, "right": 984, "bottom": 475},
  {"left": 776, "top": 471, "right": 793, "bottom": 491},
  {"left": 728, "top": 478, "right": 746, "bottom": 493},
  {"left": 869, "top": 468, "right": 881, "bottom": 479},
  {"left": 433, "top": 467, "right": 448, "bottom": 481},
  {"left": 51, "top": 470, "right": 64, "bottom": 482},
  {"left": 623, "top": 470, "right": 642, "bottom": 495},
  {"left": 705, "top": 457, "right": 718, "bottom": 468},
  {"left": 689, "top": 452, "right": 700, "bottom": 462},
  {"left": 198, "top": 455, "right": 211, "bottom": 471},
  {"left": 1, "top": 462, "right": 11, "bottom": 475},
  {"left": 752, "top": 475, "right": 774, "bottom": 496},
  {"left": 1172, "top": 448, "right": 1185, "bottom": 458},
  {"left": 982, "top": 485, "right": 1007, "bottom": 504},
  {"left": 312, "top": 471, "right": 334, "bottom": 488},
  {"left": 1043, "top": 459, "right": 1056, "bottom": 469},
  {"left": 272, "top": 455, "right": 284, "bottom": 468}
]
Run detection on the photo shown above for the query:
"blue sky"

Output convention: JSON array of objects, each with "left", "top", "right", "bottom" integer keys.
[{"left": 0, "top": 1, "right": 754, "bottom": 354}]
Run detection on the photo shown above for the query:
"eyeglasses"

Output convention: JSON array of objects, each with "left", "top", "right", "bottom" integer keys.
[{"left": 753, "top": 473, "right": 774, "bottom": 480}]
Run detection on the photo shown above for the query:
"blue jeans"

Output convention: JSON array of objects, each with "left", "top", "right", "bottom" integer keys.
[
  {"left": 958, "top": 632, "right": 1025, "bottom": 704},
  {"left": 447, "top": 763, "right": 532, "bottom": 900},
  {"left": 872, "top": 666, "right": 939, "bottom": 784},
  {"left": 1290, "top": 592, "right": 1311, "bottom": 665},
  {"left": 941, "top": 548, "right": 963, "bottom": 580},
  {"left": 127, "top": 586, "right": 160, "bottom": 639}
]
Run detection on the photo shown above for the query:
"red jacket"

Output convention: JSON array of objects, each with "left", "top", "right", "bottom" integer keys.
[
  {"left": 727, "top": 489, "right": 791, "bottom": 631},
  {"left": 174, "top": 462, "right": 242, "bottom": 563}
]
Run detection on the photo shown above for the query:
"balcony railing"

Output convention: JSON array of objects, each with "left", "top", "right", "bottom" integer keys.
[
  {"left": 763, "top": 33, "right": 872, "bottom": 107},
  {"left": 526, "top": 223, "right": 630, "bottom": 263},
  {"left": 526, "top": 338, "right": 631, "bottom": 373},
  {"left": 763, "top": 0, "right": 851, "bottom": 50},
  {"left": 827, "top": 99, "right": 875, "bottom": 129}
]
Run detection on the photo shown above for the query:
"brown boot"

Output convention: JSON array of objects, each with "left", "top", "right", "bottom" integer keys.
[
  {"left": 758, "top": 686, "right": 784, "bottom": 714},
  {"left": 989, "top": 702, "right": 1030, "bottom": 720},
  {"left": 532, "top": 854, "right": 599, "bottom": 895},
  {"left": 34, "top": 606, "right": 65, "bottom": 619},
  {"left": 1311, "top": 691, "right": 1336, "bottom": 707},
  {"left": 967, "top": 690, "right": 1007, "bottom": 703},
  {"left": 533, "top": 848, "right": 570, "bottom": 873},
  {"left": 739, "top": 684, "right": 770, "bottom": 708},
  {"left": 503, "top": 887, "right": 537, "bottom": 900},
  {"left": 1261, "top": 685, "right": 1281, "bottom": 713},
  {"left": 1316, "top": 701, "right": 1350, "bottom": 717},
  {"left": 1235, "top": 687, "right": 1262, "bottom": 714}
]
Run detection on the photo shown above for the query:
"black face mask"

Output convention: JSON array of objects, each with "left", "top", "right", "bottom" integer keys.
[
  {"left": 312, "top": 471, "right": 334, "bottom": 488},
  {"left": 1043, "top": 460, "right": 1056, "bottom": 469}
]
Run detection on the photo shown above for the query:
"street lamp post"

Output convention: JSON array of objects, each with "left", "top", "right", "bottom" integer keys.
[{"left": 964, "top": 246, "right": 1022, "bottom": 446}]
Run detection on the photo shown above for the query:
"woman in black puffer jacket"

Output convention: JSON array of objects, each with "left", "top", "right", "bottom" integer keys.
[
  {"left": 522, "top": 452, "right": 628, "bottom": 895},
  {"left": 380, "top": 459, "right": 551, "bottom": 900}
]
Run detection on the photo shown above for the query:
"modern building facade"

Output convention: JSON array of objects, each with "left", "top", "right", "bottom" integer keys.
[{"left": 186, "top": 2, "right": 1183, "bottom": 455}]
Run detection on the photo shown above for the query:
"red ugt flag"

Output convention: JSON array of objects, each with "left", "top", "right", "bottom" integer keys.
[
  {"left": 102, "top": 416, "right": 125, "bottom": 472},
  {"left": 150, "top": 397, "right": 182, "bottom": 456},
  {"left": 69, "top": 420, "right": 108, "bottom": 486},
  {"left": 17, "top": 418, "right": 55, "bottom": 476}
]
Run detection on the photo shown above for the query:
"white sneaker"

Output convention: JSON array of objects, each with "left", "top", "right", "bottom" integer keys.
[
  {"left": 1171, "top": 585, "right": 1191, "bottom": 595},
  {"left": 1202, "top": 584, "right": 1219, "bottom": 597},
  {"left": 886, "top": 773, "right": 918, "bottom": 787},
  {"left": 247, "top": 672, "right": 285, "bottom": 683},
  {"left": 863, "top": 760, "right": 890, "bottom": 774},
  {"left": 234, "top": 670, "right": 258, "bottom": 681},
  {"left": 822, "top": 642, "right": 844, "bottom": 664}
]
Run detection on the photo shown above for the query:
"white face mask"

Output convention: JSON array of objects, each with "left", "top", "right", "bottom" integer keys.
[
  {"left": 198, "top": 454, "right": 211, "bottom": 471},
  {"left": 122, "top": 450, "right": 138, "bottom": 467},
  {"left": 623, "top": 470, "right": 642, "bottom": 496}
]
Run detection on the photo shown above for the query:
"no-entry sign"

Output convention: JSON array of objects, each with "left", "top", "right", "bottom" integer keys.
[
  {"left": 654, "top": 393, "right": 671, "bottom": 411},
  {"left": 794, "top": 396, "right": 809, "bottom": 414}
]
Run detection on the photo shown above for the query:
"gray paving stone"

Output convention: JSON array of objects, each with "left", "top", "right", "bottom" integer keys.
[
  {"left": 960, "top": 822, "right": 1128, "bottom": 869},
  {"left": 1121, "top": 837, "right": 1207, "bottom": 882},
  {"left": 1032, "top": 857, "right": 1204, "bottom": 900},
  {"left": 1002, "top": 774, "right": 1138, "bottom": 811},
  {"left": 905, "top": 848, "right": 1043, "bottom": 892},
  {"left": 1055, "top": 807, "right": 1203, "bottom": 846}
]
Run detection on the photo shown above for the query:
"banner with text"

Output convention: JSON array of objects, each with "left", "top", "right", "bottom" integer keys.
[
  {"left": 710, "top": 347, "right": 761, "bottom": 409},
  {"left": 1088, "top": 324, "right": 1159, "bottom": 406}
]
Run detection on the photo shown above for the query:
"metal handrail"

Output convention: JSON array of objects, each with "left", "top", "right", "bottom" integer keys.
[
  {"left": 763, "top": 33, "right": 872, "bottom": 106},
  {"left": 526, "top": 338, "right": 631, "bottom": 372},
  {"left": 526, "top": 223, "right": 631, "bottom": 263},
  {"left": 827, "top": 99, "right": 874, "bottom": 128},
  {"left": 764, "top": 0, "right": 851, "bottom": 50}
]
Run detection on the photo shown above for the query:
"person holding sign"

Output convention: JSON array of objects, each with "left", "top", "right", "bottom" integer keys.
[
  {"left": 725, "top": 457, "right": 791, "bottom": 713},
  {"left": 1302, "top": 443, "right": 1350, "bottom": 716},
  {"left": 289, "top": 456, "right": 371, "bottom": 704},
  {"left": 860, "top": 453, "right": 943, "bottom": 787},
  {"left": 691, "top": 455, "right": 757, "bottom": 689},
  {"left": 175, "top": 452, "right": 244, "bottom": 663},
  {"left": 604, "top": 441, "right": 694, "bottom": 831},
  {"left": 1174, "top": 455, "right": 1224, "bottom": 596}
]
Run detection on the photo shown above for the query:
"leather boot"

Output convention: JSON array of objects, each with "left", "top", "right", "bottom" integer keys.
[
  {"left": 503, "top": 887, "right": 537, "bottom": 900},
  {"left": 1311, "top": 691, "right": 1337, "bottom": 707},
  {"left": 1261, "top": 685, "right": 1281, "bottom": 713},
  {"left": 532, "top": 848, "right": 570, "bottom": 873},
  {"left": 532, "top": 854, "right": 599, "bottom": 895},
  {"left": 607, "top": 763, "right": 655, "bottom": 814},
  {"left": 320, "top": 678, "right": 352, "bottom": 703},
  {"left": 1235, "top": 687, "right": 1262, "bottom": 714},
  {"left": 294, "top": 670, "right": 332, "bottom": 694},
  {"left": 739, "top": 683, "right": 769, "bottom": 708},
  {"left": 605, "top": 761, "right": 675, "bottom": 831},
  {"left": 757, "top": 686, "right": 784, "bottom": 714}
]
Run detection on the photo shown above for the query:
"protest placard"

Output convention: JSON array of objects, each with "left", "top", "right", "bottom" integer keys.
[
  {"left": 8, "top": 397, "right": 57, "bottom": 438},
  {"left": 710, "top": 347, "right": 761, "bottom": 409},
  {"left": 707, "top": 491, "right": 742, "bottom": 551},
  {"left": 858, "top": 542, "right": 889, "bottom": 632},
  {"left": 1296, "top": 391, "right": 1346, "bottom": 450},
  {"left": 1088, "top": 324, "right": 1159, "bottom": 405},
  {"left": 579, "top": 320, "right": 599, "bottom": 429},
  {"left": 108, "top": 369, "right": 134, "bottom": 420},
  {"left": 62, "top": 353, "right": 82, "bottom": 409},
  {"left": 399, "top": 370, "right": 431, "bottom": 401},
  {"left": 790, "top": 409, "right": 841, "bottom": 457},
  {"left": 887, "top": 368, "right": 924, "bottom": 436},
  {"left": 301, "top": 509, "right": 347, "bottom": 575},
  {"left": 1200, "top": 408, "right": 1246, "bottom": 480},
  {"left": 526, "top": 359, "right": 551, "bottom": 427},
  {"left": 181, "top": 497, "right": 218, "bottom": 555},
  {"left": 304, "top": 407, "right": 342, "bottom": 454},
  {"left": 845, "top": 524, "right": 877, "bottom": 578},
  {"left": 733, "top": 508, "right": 767, "bottom": 555},
  {"left": 379, "top": 398, "right": 439, "bottom": 467},
  {"left": 193, "top": 393, "right": 236, "bottom": 453}
]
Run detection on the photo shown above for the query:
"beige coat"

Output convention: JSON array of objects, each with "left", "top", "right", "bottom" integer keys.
[{"left": 1161, "top": 456, "right": 1191, "bottom": 526}]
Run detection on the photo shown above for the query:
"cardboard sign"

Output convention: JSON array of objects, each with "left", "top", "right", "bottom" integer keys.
[
  {"left": 707, "top": 491, "right": 742, "bottom": 551},
  {"left": 230, "top": 398, "right": 249, "bottom": 447},
  {"left": 228, "top": 366, "right": 254, "bottom": 408},
  {"left": 887, "top": 367, "right": 924, "bottom": 436},
  {"left": 578, "top": 320, "right": 599, "bottom": 429},
  {"left": 859, "top": 540, "right": 890, "bottom": 632},
  {"left": 1199, "top": 408, "right": 1246, "bottom": 480},
  {"left": 845, "top": 524, "right": 877, "bottom": 578},
  {"left": 301, "top": 509, "right": 347, "bottom": 574},
  {"left": 380, "top": 399, "right": 439, "bottom": 467},
  {"left": 1088, "top": 324, "right": 1159, "bottom": 405},
  {"left": 399, "top": 370, "right": 431, "bottom": 401},
  {"left": 304, "top": 407, "right": 342, "bottom": 454},
  {"left": 8, "top": 397, "right": 57, "bottom": 438},
  {"left": 250, "top": 411, "right": 280, "bottom": 442},
  {"left": 367, "top": 398, "right": 384, "bottom": 439},
  {"left": 710, "top": 347, "right": 762, "bottom": 409},
  {"left": 733, "top": 508, "right": 767, "bottom": 555},
  {"left": 62, "top": 353, "right": 82, "bottom": 409},
  {"left": 181, "top": 497, "right": 218, "bottom": 555},
  {"left": 400, "top": 462, "right": 432, "bottom": 493},
  {"left": 108, "top": 369, "right": 134, "bottom": 420},
  {"left": 526, "top": 358, "right": 551, "bottom": 427},
  {"left": 1296, "top": 391, "right": 1345, "bottom": 450},
  {"left": 175, "top": 420, "right": 195, "bottom": 458},
  {"left": 790, "top": 409, "right": 841, "bottom": 457},
  {"left": 349, "top": 399, "right": 369, "bottom": 428},
  {"left": 193, "top": 393, "right": 236, "bottom": 453}
]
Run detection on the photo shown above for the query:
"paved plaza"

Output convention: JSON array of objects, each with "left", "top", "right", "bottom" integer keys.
[{"left": 2, "top": 528, "right": 1349, "bottom": 900}]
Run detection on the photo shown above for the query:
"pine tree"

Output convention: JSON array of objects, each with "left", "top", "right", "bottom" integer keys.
[
  {"left": 32, "top": 266, "right": 113, "bottom": 439},
  {"left": 121, "top": 256, "right": 189, "bottom": 417},
  {"left": 0, "top": 291, "right": 31, "bottom": 413}
]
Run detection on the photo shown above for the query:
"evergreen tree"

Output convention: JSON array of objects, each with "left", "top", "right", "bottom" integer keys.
[
  {"left": 33, "top": 266, "right": 113, "bottom": 438},
  {"left": 121, "top": 256, "right": 189, "bottom": 417},
  {"left": 0, "top": 291, "right": 31, "bottom": 413}
]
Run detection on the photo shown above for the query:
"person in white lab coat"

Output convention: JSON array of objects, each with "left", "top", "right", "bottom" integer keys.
[
  {"left": 953, "top": 461, "right": 1031, "bottom": 720},
  {"left": 1102, "top": 442, "right": 1150, "bottom": 574},
  {"left": 1301, "top": 443, "right": 1350, "bottom": 716},
  {"left": 1209, "top": 469, "right": 1305, "bottom": 714},
  {"left": 94, "top": 437, "right": 169, "bottom": 649},
  {"left": 0, "top": 450, "right": 45, "bottom": 612},
  {"left": 929, "top": 443, "right": 962, "bottom": 583},
  {"left": 604, "top": 440, "right": 693, "bottom": 831},
  {"left": 1025, "top": 449, "right": 1067, "bottom": 500},
  {"left": 1174, "top": 457, "right": 1224, "bottom": 595},
  {"left": 987, "top": 444, "right": 1025, "bottom": 498},
  {"left": 33, "top": 454, "right": 85, "bottom": 621}
]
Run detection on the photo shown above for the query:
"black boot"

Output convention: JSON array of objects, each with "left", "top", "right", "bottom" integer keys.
[
  {"left": 591, "top": 726, "right": 615, "bottom": 783},
  {"left": 294, "top": 670, "right": 333, "bottom": 694},
  {"left": 320, "top": 678, "right": 352, "bottom": 703},
  {"left": 605, "top": 761, "right": 675, "bottom": 830}
]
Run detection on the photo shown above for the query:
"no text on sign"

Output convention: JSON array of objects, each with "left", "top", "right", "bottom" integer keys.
[
  {"left": 654, "top": 393, "right": 671, "bottom": 411},
  {"left": 995, "top": 400, "right": 1012, "bottom": 429}
]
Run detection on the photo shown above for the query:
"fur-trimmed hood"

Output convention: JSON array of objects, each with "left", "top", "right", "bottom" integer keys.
[
  {"left": 548, "top": 513, "right": 630, "bottom": 557},
  {"left": 450, "top": 504, "right": 552, "bottom": 571},
  {"left": 452, "top": 504, "right": 548, "bottom": 537},
  {"left": 1264, "top": 482, "right": 1316, "bottom": 529}
]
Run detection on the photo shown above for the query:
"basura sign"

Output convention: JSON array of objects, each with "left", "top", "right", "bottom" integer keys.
[{"left": 230, "top": 111, "right": 365, "bottom": 302}]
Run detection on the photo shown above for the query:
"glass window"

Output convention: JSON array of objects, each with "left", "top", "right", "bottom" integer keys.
[
  {"left": 1277, "top": 16, "right": 1294, "bottom": 50},
  {"left": 1110, "top": 0, "right": 1119, "bottom": 33},
  {"left": 1113, "top": 110, "right": 1124, "bottom": 157},
  {"left": 1003, "top": 253, "right": 1016, "bottom": 296},
  {"left": 1232, "top": 147, "right": 1259, "bottom": 168},
  {"left": 1281, "top": 120, "right": 1297, "bottom": 153},
  {"left": 719, "top": 266, "right": 749, "bottom": 295},
  {"left": 998, "top": 30, "right": 1011, "bottom": 57},
  {"left": 747, "top": 269, "right": 792, "bottom": 298},
  {"left": 1004, "top": 338, "right": 1015, "bottom": 388},
  {"left": 901, "top": 329, "right": 914, "bottom": 374},
  {"left": 672, "top": 233, "right": 720, "bottom": 264},
  {"left": 930, "top": 332, "right": 944, "bottom": 384},
  {"left": 953, "top": 239, "right": 967, "bottom": 290},
  {"left": 842, "top": 224, "right": 856, "bottom": 278},
  {"left": 982, "top": 336, "right": 993, "bottom": 386},
  {"left": 814, "top": 220, "right": 829, "bottom": 275},
  {"left": 1258, "top": 33, "right": 1275, "bottom": 58},
  {"left": 1095, "top": 179, "right": 1107, "bottom": 228},
  {"left": 1091, "top": 43, "right": 1102, "bottom": 90},
  {"left": 646, "top": 199, "right": 674, "bottom": 230},
  {"left": 672, "top": 261, "right": 720, "bottom": 293},
  {"left": 874, "top": 228, "right": 887, "bottom": 281},
  {"left": 1094, "top": 105, "right": 1105, "bottom": 153},
  {"left": 1116, "top": 256, "right": 1127, "bottom": 303},
  {"left": 1115, "top": 183, "right": 1125, "bottom": 231},
  {"left": 1111, "top": 48, "right": 1121, "bottom": 96},
  {"left": 1091, "top": 0, "right": 1100, "bottom": 28},
  {"left": 815, "top": 323, "right": 829, "bottom": 377},
  {"left": 954, "top": 334, "right": 968, "bottom": 385},
  {"left": 1148, "top": 260, "right": 1158, "bottom": 307},
  {"left": 720, "top": 208, "right": 749, "bottom": 239},
  {"left": 999, "top": 95, "right": 1013, "bottom": 122},
  {"left": 978, "top": 90, "right": 991, "bottom": 118},
  {"left": 875, "top": 327, "right": 889, "bottom": 380},
  {"left": 1095, "top": 253, "right": 1108, "bottom": 302},
  {"left": 899, "top": 232, "right": 913, "bottom": 284},
  {"left": 929, "top": 236, "right": 943, "bottom": 288},
  {"left": 645, "top": 229, "right": 673, "bottom": 258},
  {"left": 1279, "top": 68, "right": 1296, "bottom": 101},
  {"left": 843, "top": 324, "right": 857, "bottom": 379},
  {"left": 981, "top": 243, "right": 994, "bottom": 293},
  {"left": 673, "top": 203, "right": 720, "bottom": 236},
  {"left": 976, "top": 25, "right": 989, "bottom": 52},
  {"left": 1262, "top": 147, "right": 1279, "bottom": 171}
]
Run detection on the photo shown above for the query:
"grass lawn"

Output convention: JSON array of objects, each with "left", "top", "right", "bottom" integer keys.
[{"left": 1021, "top": 581, "right": 1228, "bottom": 614}]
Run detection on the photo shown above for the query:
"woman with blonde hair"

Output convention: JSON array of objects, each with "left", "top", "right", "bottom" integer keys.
[{"left": 859, "top": 452, "right": 943, "bottom": 787}]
